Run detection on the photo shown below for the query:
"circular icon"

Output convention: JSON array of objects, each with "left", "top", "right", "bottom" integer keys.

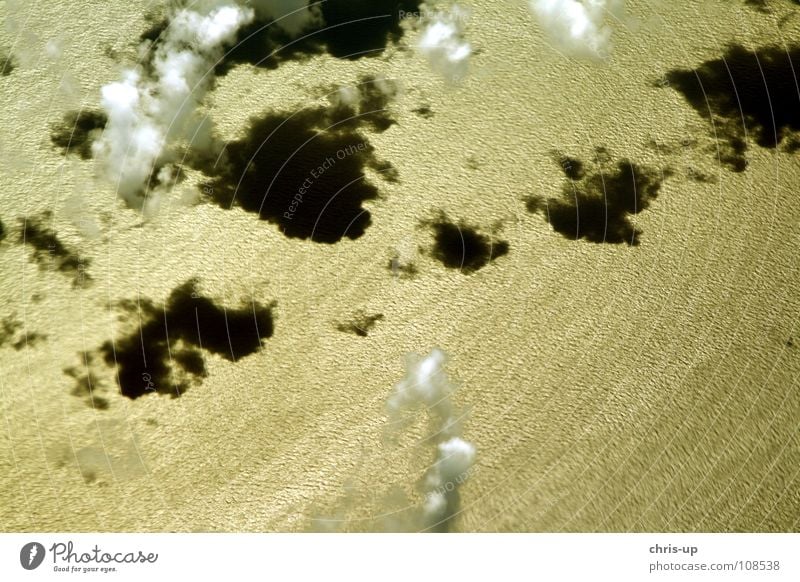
[{"left": 20, "top": 542, "right": 45, "bottom": 570}]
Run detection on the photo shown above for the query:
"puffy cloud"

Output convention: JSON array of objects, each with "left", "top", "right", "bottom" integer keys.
[
  {"left": 387, "top": 348, "right": 476, "bottom": 531},
  {"left": 312, "top": 348, "right": 477, "bottom": 532},
  {"left": 417, "top": 5, "right": 472, "bottom": 82},
  {"left": 92, "top": 2, "right": 256, "bottom": 210},
  {"left": 530, "top": 0, "right": 624, "bottom": 60}
]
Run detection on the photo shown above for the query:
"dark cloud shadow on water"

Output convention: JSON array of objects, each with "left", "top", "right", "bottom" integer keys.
[
  {"left": 310, "top": 0, "right": 422, "bottom": 59},
  {"left": 742, "top": 0, "right": 800, "bottom": 11},
  {"left": 64, "top": 352, "right": 108, "bottom": 410},
  {"left": 663, "top": 44, "right": 800, "bottom": 171},
  {"left": 96, "top": 280, "right": 275, "bottom": 399},
  {"left": 18, "top": 211, "right": 92, "bottom": 288},
  {"left": 550, "top": 150, "right": 586, "bottom": 180},
  {"left": 412, "top": 105, "right": 434, "bottom": 119},
  {"left": 142, "top": 1, "right": 424, "bottom": 74},
  {"left": 199, "top": 77, "right": 397, "bottom": 243},
  {"left": 335, "top": 310, "right": 384, "bottom": 337},
  {"left": 0, "top": 50, "right": 15, "bottom": 76},
  {"left": 422, "top": 212, "right": 509, "bottom": 274},
  {"left": 0, "top": 315, "right": 47, "bottom": 351},
  {"left": 527, "top": 153, "right": 669, "bottom": 246},
  {"left": 387, "top": 253, "right": 418, "bottom": 279},
  {"left": 50, "top": 110, "right": 107, "bottom": 160},
  {"left": 230, "top": 0, "right": 425, "bottom": 69}
]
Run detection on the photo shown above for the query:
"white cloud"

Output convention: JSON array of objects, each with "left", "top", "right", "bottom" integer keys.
[
  {"left": 387, "top": 348, "right": 476, "bottom": 531},
  {"left": 417, "top": 5, "right": 472, "bottom": 82},
  {"left": 530, "top": 0, "right": 624, "bottom": 60},
  {"left": 92, "top": 2, "right": 256, "bottom": 209}
]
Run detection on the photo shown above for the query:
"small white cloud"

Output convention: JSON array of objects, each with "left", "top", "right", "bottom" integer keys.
[
  {"left": 530, "top": 0, "right": 624, "bottom": 60},
  {"left": 418, "top": 5, "right": 472, "bottom": 83}
]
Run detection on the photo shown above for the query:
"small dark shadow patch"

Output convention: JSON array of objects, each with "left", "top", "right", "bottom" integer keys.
[
  {"left": 11, "top": 331, "right": 47, "bottom": 350},
  {"left": 413, "top": 105, "right": 434, "bottom": 118},
  {"left": 99, "top": 280, "right": 275, "bottom": 399},
  {"left": 335, "top": 310, "right": 384, "bottom": 337},
  {"left": 2, "top": 318, "right": 23, "bottom": 344},
  {"left": 743, "top": 0, "right": 770, "bottom": 10},
  {"left": 663, "top": 44, "right": 800, "bottom": 171},
  {"left": 0, "top": 315, "right": 48, "bottom": 351},
  {"left": 139, "top": 12, "right": 169, "bottom": 45},
  {"left": 65, "top": 353, "right": 108, "bottom": 410},
  {"left": 422, "top": 212, "right": 509, "bottom": 274},
  {"left": 388, "top": 254, "right": 418, "bottom": 279},
  {"left": 742, "top": 0, "right": 800, "bottom": 11},
  {"left": 686, "top": 167, "right": 718, "bottom": 183},
  {"left": 50, "top": 110, "right": 107, "bottom": 160},
  {"left": 18, "top": 212, "right": 92, "bottom": 288},
  {"left": 552, "top": 150, "right": 586, "bottom": 180},
  {"left": 0, "top": 51, "right": 16, "bottom": 76},
  {"left": 527, "top": 154, "right": 669, "bottom": 245},
  {"left": 465, "top": 154, "right": 483, "bottom": 170},
  {"left": 199, "top": 77, "right": 397, "bottom": 243}
]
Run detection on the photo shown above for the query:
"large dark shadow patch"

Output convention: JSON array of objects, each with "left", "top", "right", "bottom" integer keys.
[
  {"left": 663, "top": 44, "right": 800, "bottom": 171},
  {"left": 527, "top": 153, "right": 668, "bottom": 245},
  {"left": 312, "top": 0, "right": 421, "bottom": 59},
  {"left": 140, "top": 1, "right": 423, "bottom": 74},
  {"left": 216, "top": 0, "right": 422, "bottom": 73},
  {"left": 422, "top": 212, "right": 509, "bottom": 274},
  {"left": 200, "top": 77, "right": 397, "bottom": 243},
  {"left": 18, "top": 212, "right": 92, "bottom": 288},
  {"left": 99, "top": 280, "right": 275, "bottom": 399},
  {"left": 50, "top": 110, "right": 107, "bottom": 159}
]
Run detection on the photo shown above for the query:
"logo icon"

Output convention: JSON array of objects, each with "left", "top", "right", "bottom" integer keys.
[{"left": 20, "top": 542, "right": 45, "bottom": 570}]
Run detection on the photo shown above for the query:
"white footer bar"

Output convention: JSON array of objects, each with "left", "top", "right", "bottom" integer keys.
[{"left": 1, "top": 534, "right": 797, "bottom": 581}]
